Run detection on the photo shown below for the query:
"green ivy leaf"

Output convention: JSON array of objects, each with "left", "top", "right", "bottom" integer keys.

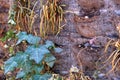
[
  {"left": 16, "top": 32, "right": 27, "bottom": 37},
  {"left": 29, "top": 49, "right": 48, "bottom": 64},
  {"left": 54, "top": 48, "right": 63, "bottom": 53},
  {"left": 16, "top": 71, "right": 25, "bottom": 79},
  {"left": 45, "top": 40, "right": 54, "bottom": 48},
  {"left": 25, "top": 46, "right": 50, "bottom": 64},
  {"left": 44, "top": 54, "right": 56, "bottom": 62},
  {"left": 22, "top": 61, "right": 32, "bottom": 74},
  {"left": 47, "top": 61, "right": 55, "bottom": 68},
  {"left": 33, "top": 75, "right": 41, "bottom": 80},
  {"left": 14, "top": 52, "right": 28, "bottom": 68},
  {"left": 16, "top": 32, "right": 27, "bottom": 45},
  {"left": 27, "top": 34, "right": 41, "bottom": 45},
  {"left": 4, "top": 31, "right": 59, "bottom": 79},
  {"left": 33, "top": 66, "right": 44, "bottom": 74},
  {"left": 16, "top": 32, "right": 41, "bottom": 45},
  {"left": 33, "top": 73, "right": 51, "bottom": 80},
  {"left": 44, "top": 54, "right": 56, "bottom": 68},
  {"left": 4, "top": 57, "right": 18, "bottom": 74},
  {"left": 25, "top": 46, "right": 35, "bottom": 54}
]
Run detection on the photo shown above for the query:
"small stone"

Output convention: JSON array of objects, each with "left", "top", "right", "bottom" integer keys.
[
  {"left": 113, "top": 77, "right": 120, "bottom": 80},
  {"left": 100, "top": 9, "right": 107, "bottom": 13},
  {"left": 98, "top": 73, "right": 105, "bottom": 78},
  {"left": 78, "top": 44, "right": 82, "bottom": 48},
  {"left": 114, "top": 10, "right": 120, "bottom": 16},
  {"left": 85, "top": 16, "right": 89, "bottom": 19},
  {"left": 8, "top": 38, "right": 11, "bottom": 41},
  {"left": 4, "top": 44, "right": 9, "bottom": 48},
  {"left": 84, "top": 42, "right": 90, "bottom": 47},
  {"left": 70, "top": 65, "right": 79, "bottom": 73},
  {"left": 107, "top": 33, "right": 119, "bottom": 39},
  {"left": 75, "top": 24, "right": 97, "bottom": 38}
]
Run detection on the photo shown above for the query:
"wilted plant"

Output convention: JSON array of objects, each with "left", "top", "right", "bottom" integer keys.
[
  {"left": 39, "top": 0, "right": 64, "bottom": 37},
  {"left": 49, "top": 74, "right": 64, "bottom": 80},
  {"left": 9, "top": 0, "right": 38, "bottom": 34},
  {"left": 103, "top": 25, "right": 120, "bottom": 74},
  {"left": 9, "top": 0, "right": 64, "bottom": 38},
  {"left": 69, "top": 66, "right": 91, "bottom": 80},
  {"left": 103, "top": 40, "right": 120, "bottom": 74}
]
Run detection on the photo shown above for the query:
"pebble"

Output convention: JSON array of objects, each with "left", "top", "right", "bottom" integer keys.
[
  {"left": 4, "top": 44, "right": 9, "bottom": 48},
  {"left": 85, "top": 16, "right": 89, "bottom": 19},
  {"left": 98, "top": 73, "right": 105, "bottom": 78},
  {"left": 114, "top": 10, "right": 120, "bottom": 16},
  {"left": 113, "top": 77, "right": 120, "bottom": 80}
]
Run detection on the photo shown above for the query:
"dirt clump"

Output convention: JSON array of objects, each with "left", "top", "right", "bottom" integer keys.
[
  {"left": 77, "top": 0, "right": 104, "bottom": 11},
  {"left": 75, "top": 23, "right": 99, "bottom": 38},
  {"left": 77, "top": 0, "right": 104, "bottom": 17}
]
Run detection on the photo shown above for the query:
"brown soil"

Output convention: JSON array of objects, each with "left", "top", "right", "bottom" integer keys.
[{"left": 77, "top": 0, "right": 104, "bottom": 17}]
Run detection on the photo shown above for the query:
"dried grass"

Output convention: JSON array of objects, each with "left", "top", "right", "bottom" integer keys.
[
  {"left": 103, "top": 24, "right": 120, "bottom": 74},
  {"left": 39, "top": 0, "right": 64, "bottom": 38}
]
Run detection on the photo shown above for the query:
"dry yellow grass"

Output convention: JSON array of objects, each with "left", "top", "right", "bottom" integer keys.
[
  {"left": 103, "top": 24, "right": 120, "bottom": 74},
  {"left": 39, "top": 0, "right": 64, "bottom": 38}
]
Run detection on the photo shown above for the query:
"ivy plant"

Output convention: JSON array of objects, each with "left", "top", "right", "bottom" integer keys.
[{"left": 4, "top": 32, "right": 63, "bottom": 80}]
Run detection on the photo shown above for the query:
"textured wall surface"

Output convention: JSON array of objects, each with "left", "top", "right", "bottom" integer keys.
[
  {"left": 0, "top": 0, "right": 9, "bottom": 37},
  {"left": 49, "top": 0, "right": 120, "bottom": 79},
  {"left": 0, "top": 0, "right": 9, "bottom": 79},
  {"left": 1, "top": 0, "right": 120, "bottom": 79}
]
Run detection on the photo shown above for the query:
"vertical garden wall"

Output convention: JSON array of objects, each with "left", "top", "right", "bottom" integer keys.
[{"left": 1, "top": 0, "right": 120, "bottom": 80}]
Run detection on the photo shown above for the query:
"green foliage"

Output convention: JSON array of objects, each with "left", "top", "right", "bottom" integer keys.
[
  {"left": 9, "top": 46, "right": 15, "bottom": 55},
  {"left": 4, "top": 31, "right": 63, "bottom": 80},
  {"left": 0, "top": 30, "right": 16, "bottom": 42},
  {"left": 16, "top": 32, "right": 41, "bottom": 45},
  {"left": 25, "top": 45, "right": 50, "bottom": 64}
]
